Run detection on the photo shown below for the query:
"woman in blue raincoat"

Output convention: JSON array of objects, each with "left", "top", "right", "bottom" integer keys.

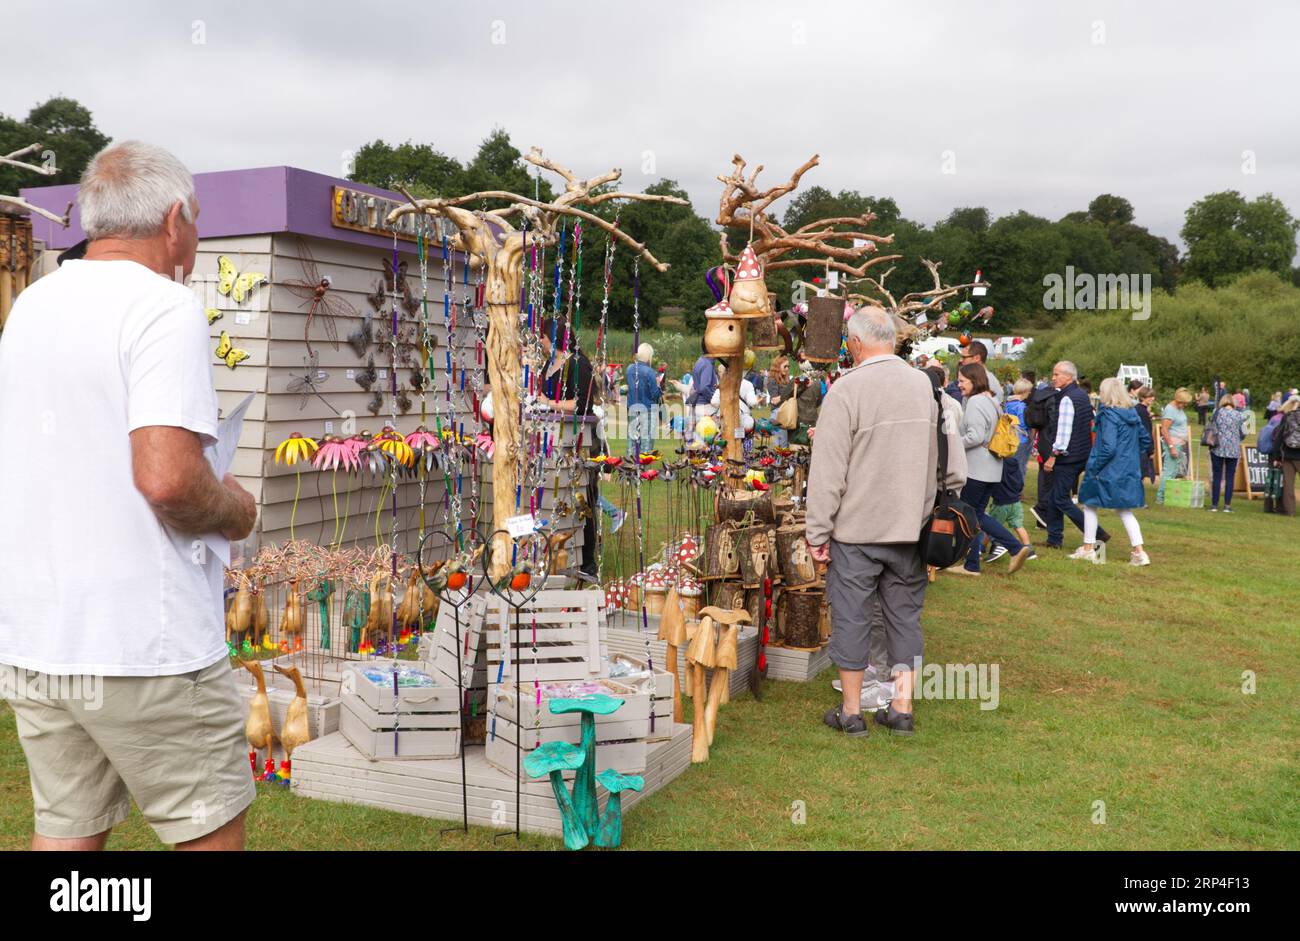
[{"left": 1071, "top": 377, "right": 1153, "bottom": 566}]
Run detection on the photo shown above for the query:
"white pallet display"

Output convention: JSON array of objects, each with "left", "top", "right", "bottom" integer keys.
[
  {"left": 607, "top": 653, "right": 676, "bottom": 740},
  {"left": 290, "top": 724, "right": 692, "bottom": 838}
]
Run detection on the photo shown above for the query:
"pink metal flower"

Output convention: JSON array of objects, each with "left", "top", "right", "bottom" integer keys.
[
  {"left": 405, "top": 425, "right": 440, "bottom": 453},
  {"left": 313, "top": 435, "right": 359, "bottom": 472}
]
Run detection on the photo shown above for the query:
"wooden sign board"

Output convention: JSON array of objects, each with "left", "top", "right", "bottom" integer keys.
[{"left": 1235, "top": 446, "right": 1270, "bottom": 500}]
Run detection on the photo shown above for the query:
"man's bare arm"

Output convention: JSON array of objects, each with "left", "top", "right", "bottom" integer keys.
[{"left": 130, "top": 426, "right": 257, "bottom": 540}]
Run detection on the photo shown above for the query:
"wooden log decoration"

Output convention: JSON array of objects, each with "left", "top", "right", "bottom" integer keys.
[
  {"left": 716, "top": 487, "right": 775, "bottom": 525},
  {"left": 742, "top": 588, "right": 763, "bottom": 637},
  {"left": 776, "top": 588, "right": 824, "bottom": 650},
  {"left": 712, "top": 581, "right": 746, "bottom": 615},
  {"left": 737, "top": 524, "right": 776, "bottom": 588},
  {"left": 747, "top": 309, "right": 782, "bottom": 351},
  {"left": 704, "top": 521, "right": 740, "bottom": 580},
  {"left": 819, "top": 598, "right": 833, "bottom": 644},
  {"left": 803, "top": 295, "right": 846, "bottom": 363},
  {"left": 386, "top": 149, "right": 687, "bottom": 575},
  {"left": 776, "top": 526, "right": 818, "bottom": 589}
]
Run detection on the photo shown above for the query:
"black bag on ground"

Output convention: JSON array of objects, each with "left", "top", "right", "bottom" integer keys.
[
  {"left": 919, "top": 389, "right": 979, "bottom": 568},
  {"left": 1025, "top": 384, "right": 1058, "bottom": 431}
]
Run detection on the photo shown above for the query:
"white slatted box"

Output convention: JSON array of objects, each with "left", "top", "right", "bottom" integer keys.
[
  {"left": 484, "top": 590, "right": 607, "bottom": 692},
  {"left": 339, "top": 696, "right": 460, "bottom": 761},
  {"left": 490, "top": 678, "right": 651, "bottom": 740},
  {"left": 607, "top": 653, "right": 676, "bottom": 740},
  {"left": 485, "top": 716, "right": 647, "bottom": 779}
]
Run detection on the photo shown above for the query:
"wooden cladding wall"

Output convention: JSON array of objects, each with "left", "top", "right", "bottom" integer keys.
[{"left": 194, "top": 233, "right": 589, "bottom": 566}]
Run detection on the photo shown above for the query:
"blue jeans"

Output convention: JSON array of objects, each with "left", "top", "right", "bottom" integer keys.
[
  {"left": 1210, "top": 454, "right": 1238, "bottom": 507},
  {"left": 961, "top": 478, "right": 1024, "bottom": 572},
  {"left": 1044, "top": 460, "right": 1087, "bottom": 547},
  {"left": 627, "top": 405, "right": 655, "bottom": 457}
]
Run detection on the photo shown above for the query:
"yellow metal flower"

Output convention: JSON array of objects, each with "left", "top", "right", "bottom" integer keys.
[{"left": 275, "top": 432, "right": 320, "bottom": 466}]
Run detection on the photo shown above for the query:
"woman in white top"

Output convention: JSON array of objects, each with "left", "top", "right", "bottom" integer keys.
[{"left": 710, "top": 363, "right": 759, "bottom": 433}]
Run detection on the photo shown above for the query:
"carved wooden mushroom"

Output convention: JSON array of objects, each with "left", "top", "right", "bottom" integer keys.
[
  {"left": 594, "top": 769, "right": 646, "bottom": 849},
  {"left": 656, "top": 586, "right": 690, "bottom": 723},
  {"left": 685, "top": 614, "right": 718, "bottom": 763},
  {"left": 522, "top": 740, "right": 588, "bottom": 851},
  {"left": 697, "top": 606, "right": 751, "bottom": 745}
]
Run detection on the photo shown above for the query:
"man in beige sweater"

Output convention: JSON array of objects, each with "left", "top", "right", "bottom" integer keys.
[{"left": 806, "top": 308, "right": 966, "bottom": 736}]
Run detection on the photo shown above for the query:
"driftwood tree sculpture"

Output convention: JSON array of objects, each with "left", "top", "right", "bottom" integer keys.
[
  {"left": 846, "top": 259, "right": 991, "bottom": 354},
  {"left": 0, "top": 143, "right": 70, "bottom": 225},
  {"left": 709, "top": 154, "right": 899, "bottom": 462},
  {"left": 388, "top": 149, "right": 686, "bottom": 574}
]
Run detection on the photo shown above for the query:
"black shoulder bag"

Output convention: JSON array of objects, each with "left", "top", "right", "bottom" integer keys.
[{"left": 919, "top": 389, "right": 979, "bottom": 568}]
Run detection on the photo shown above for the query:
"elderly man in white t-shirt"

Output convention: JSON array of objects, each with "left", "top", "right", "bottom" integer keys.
[{"left": 0, "top": 141, "right": 258, "bottom": 850}]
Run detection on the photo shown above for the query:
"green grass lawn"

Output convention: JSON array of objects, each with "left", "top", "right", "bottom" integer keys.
[{"left": 2, "top": 433, "right": 1297, "bottom": 851}]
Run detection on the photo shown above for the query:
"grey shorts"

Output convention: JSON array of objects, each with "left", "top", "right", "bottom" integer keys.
[
  {"left": 4, "top": 657, "right": 255, "bottom": 843},
  {"left": 826, "top": 540, "right": 926, "bottom": 673}
]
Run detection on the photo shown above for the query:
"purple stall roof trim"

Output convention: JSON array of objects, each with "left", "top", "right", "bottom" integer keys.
[{"left": 20, "top": 166, "right": 462, "bottom": 257}]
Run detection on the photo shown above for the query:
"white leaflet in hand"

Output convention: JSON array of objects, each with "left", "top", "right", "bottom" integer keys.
[{"left": 203, "top": 393, "right": 254, "bottom": 565}]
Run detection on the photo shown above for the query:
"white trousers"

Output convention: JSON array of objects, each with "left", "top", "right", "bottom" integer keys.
[{"left": 1082, "top": 506, "right": 1143, "bottom": 546}]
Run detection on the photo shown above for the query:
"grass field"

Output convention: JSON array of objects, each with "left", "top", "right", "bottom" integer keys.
[{"left": 2, "top": 435, "right": 1297, "bottom": 851}]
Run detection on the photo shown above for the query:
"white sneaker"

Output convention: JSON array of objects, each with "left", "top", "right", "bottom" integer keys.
[
  {"left": 1068, "top": 545, "right": 1103, "bottom": 564},
  {"left": 1130, "top": 549, "right": 1151, "bottom": 567}
]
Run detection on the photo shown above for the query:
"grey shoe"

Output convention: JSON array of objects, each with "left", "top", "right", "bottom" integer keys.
[
  {"left": 823, "top": 704, "right": 870, "bottom": 737},
  {"left": 873, "top": 706, "right": 915, "bottom": 736}
]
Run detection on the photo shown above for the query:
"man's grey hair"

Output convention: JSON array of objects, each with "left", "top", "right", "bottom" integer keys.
[
  {"left": 78, "top": 141, "right": 196, "bottom": 240},
  {"left": 1055, "top": 360, "right": 1078, "bottom": 380},
  {"left": 846, "top": 307, "right": 897, "bottom": 348}
]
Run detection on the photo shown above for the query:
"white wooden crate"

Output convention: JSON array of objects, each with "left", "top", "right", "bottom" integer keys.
[
  {"left": 339, "top": 695, "right": 460, "bottom": 761},
  {"left": 485, "top": 715, "right": 647, "bottom": 779},
  {"left": 341, "top": 660, "right": 454, "bottom": 712},
  {"left": 489, "top": 678, "right": 650, "bottom": 741},
  {"left": 236, "top": 684, "right": 339, "bottom": 742},
  {"left": 606, "top": 625, "right": 757, "bottom": 700},
  {"left": 484, "top": 590, "right": 607, "bottom": 692},
  {"left": 607, "top": 653, "right": 676, "bottom": 741}
]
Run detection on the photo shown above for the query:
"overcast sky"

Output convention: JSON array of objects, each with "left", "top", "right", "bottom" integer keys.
[{"left": 5, "top": 0, "right": 1296, "bottom": 249}]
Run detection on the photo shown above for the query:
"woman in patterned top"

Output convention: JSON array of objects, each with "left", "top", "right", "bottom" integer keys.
[{"left": 1207, "top": 394, "right": 1250, "bottom": 512}]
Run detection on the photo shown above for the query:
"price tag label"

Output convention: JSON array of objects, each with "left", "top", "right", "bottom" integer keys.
[
  {"left": 234, "top": 311, "right": 252, "bottom": 325},
  {"left": 733, "top": 427, "right": 745, "bottom": 439},
  {"left": 316, "top": 370, "right": 327, "bottom": 381},
  {"left": 505, "top": 514, "right": 535, "bottom": 538},
  {"left": 827, "top": 271, "right": 840, "bottom": 289},
  {"left": 346, "top": 369, "right": 355, "bottom": 380},
  {"left": 324, "top": 421, "right": 334, "bottom": 433},
  {"left": 378, "top": 369, "right": 388, "bottom": 379}
]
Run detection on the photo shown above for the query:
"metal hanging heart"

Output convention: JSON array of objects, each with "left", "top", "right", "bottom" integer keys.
[
  {"left": 481, "top": 527, "right": 550, "bottom": 608},
  {"left": 417, "top": 526, "right": 486, "bottom": 606}
]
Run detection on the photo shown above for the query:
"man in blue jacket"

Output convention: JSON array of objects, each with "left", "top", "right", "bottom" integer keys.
[
  {"left": 1039, "top": 361, "right": 1109, "bottom": 549},
  {"left": 687, "top": 339, "right": 717, "bottom": 437},
  {"left": 625, "top": 342, "right": 661, "bottom": 458}
]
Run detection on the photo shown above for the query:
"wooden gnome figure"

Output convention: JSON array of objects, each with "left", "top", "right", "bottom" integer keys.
[{"left": 725, "top": 245, "right": 771, "bottom": 319}]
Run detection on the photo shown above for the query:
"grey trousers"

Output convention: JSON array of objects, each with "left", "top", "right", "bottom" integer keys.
[{"left": 826, "top": 540, "right": 926, "bottom": 673}]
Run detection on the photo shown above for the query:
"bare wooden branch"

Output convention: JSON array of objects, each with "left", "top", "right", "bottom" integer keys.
[
  {"left": 0, "top": 194, "right": 71, "bottom": 226},
  {"left": 0, "top": 142, "right": 57, "bottom": 177},
  {"left": 389, "top": 187, "right": 683, "bottom": 272}
]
